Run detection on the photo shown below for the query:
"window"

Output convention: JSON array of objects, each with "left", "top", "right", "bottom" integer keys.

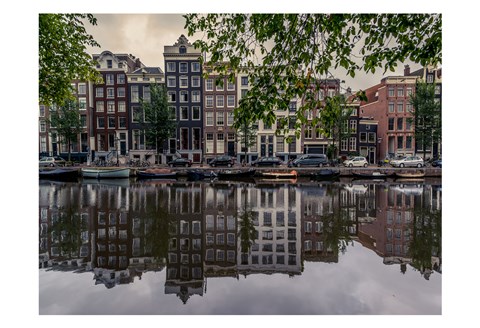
[
  {"left": 388, "top": 118, "right": 395, "bottom": 130},
  {"left": 241, "top": 76, "right": 248, "bottom": 86},
  {"left": 206, "top": 112, "right": 214, "bottom": 126},
  {"left": 397, "top": 136, "right": 404, "bottom": 149},
  {"left": 116, "top": 87, "right": 125, "bottom": 98},
  {"left": 107, "top": 101, "right": 115, "bottom": 113},
  {"left": 39, "top": 105, "right": 45, "bottom": 117},
  {"left": 117, "top": 74, "right": 125, "bottom": 84},
  {"left": 388, "top": 102, "right": 395, "bottom": 113},
  {"left": 96, "top": 87, "right": 104, "bottom": 98},
  {"left": 205, "top": 95, "right": 214, "bottom": 108},
  {"left": 241, "top": 89, "right": 248, "bottom": 98},
  {"left": 349, "top": 137, "right": 356, "bottom": 151},
  {"left": 227, "top": 112, "right": 234, "bottom": 126},
  {"left": 397, "top": 87, "right": 404, "bottom": 97},
  {"left": 191, "top": 62, "right": 200, "bottom": 72},
  {"left": 142, "top": 86, "right": 150, "bottom": 103},
  {"left": 397, "top": 101, "right": 404, "bottom": 113},
  {"left": 341, "top": 138, "right": 348, "bottom": 151},
  {"left": 427, "top": 74, "right": 434, "bottom": 83},
  {"left": 277, "top": 136, "right": 284, "bottom": 152},
  {"left": 106, "top": 74, "right": 114, "bottom": 85},
  {"left": 305, "top": 126, "right": 312, "bottom": 139},
  {"left": 289, "top": 101, "right": 297, "bottom": 112},
  {"left": 397, "top": 117, "right": 403, "bottom": 130},
  {"left": 78, "top": 98, "right": 86, "bottom": 110},
  {"left": 78, "top": 83, "right": 86, "bottom": 94},
  {"left": 216, "top": 112, "right": 224, "bottom": 126},
  {"left": 406, "top": 103, "right": 413, "bottom": 113},
  {"left": 360, "top": 132, "right": 367, "bottom": 143},
  {"left": 166, "top": 62, "right": 176, "bottom": 72},
  {"left": 406, "top": 119, "right": 412, "bottom": 131},
  {"left": 349, "top": 120, "right": 357, "bottom": 133},
  {"left": 227, "top": 81, "right": 235, "bottom": 90},
  {"left": 167, "top": 76, "right": 176, "bottom": 87},
  {"left": 435, "top": 85, "right": 441, "bottom": 95},
  {"left": 179, "top": 62, "right": 188, "bottom": 73},
  {"left": 39, "top": 121, "right": 46, "bottom": 132},
  {"left": 169, "top": 106, "right": 176, "bottom": 120},
  {"left": 107, "top": 60, "right": 112, "bottom": 68},
  {"left": 206, "top": 79, "right": 214, "bottom": 91},
  {"left": 108, "top": 116, "right": 115, "bottom": 128},
  {"left": 406, "top": 136, "right": 413, "bottom": 149},
  {"left": 216, "top": 95, "right": 224, "bottom": 107},
  {"left": 406, "top": 87, "right": 413, "bottom": 96},
  {"left": 131, "top": 86, "right": 139, "bottom": 102},
  {"left": 368, "top": 132, "right": 376, "bottom": 143},
  {"left": 97, "top": 117, "right": 105, "bottom": 128},
  {"left": 119, "top": 117, "right": 126, "bottom": 128},
  {"left": 388, "top": 87, "right": 395, "bottom": 97},
  {"left": 96, "top": 101, "right": 104, "bottom": 112},
  {"left": 132, "top": 106, "right": 144, "bottom": 123},
  {"left": 216, "top": 80, "right": 224, "bottom": 91},
  {"left": 191, "top": 90, "right": 200, "bottom": 102},
  {"left": 180, "top": 106, "right": 189, "bottom": 120},
  {"left": 168, "top": 91, "right": 176, "bottom": 102},
  {"left": 180, "top": 91, "right": 188, "bottom": 102},
  {"left": 191, "top": 76, "right": 201, "bottom": 87},
  {"left": 106, "top": 87, "right": 114, "bottom": 99},
  {"left": 227, "top": 95, "right": 235, "bottom": 107},
  {"left": 180, "top": 76, "right": 188, "bottom": 88},
  {"left": 191, "top": 106, "right": 200, "bottom": 120},
  {"left": 118, "top": 101, "right": 126, "bottom": 112}
]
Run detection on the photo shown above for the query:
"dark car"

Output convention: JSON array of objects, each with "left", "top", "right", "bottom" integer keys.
[
  {"left": 251, "top": 157, "right": 284, "bottom": 167},
  {"left": 431, "top": 159, "right": 442, "bottom": 168},
  {"left": 168, "top": 157, "right": 192, "bottom": 167},
  {"left": 288, "top": 154, "right": 328, "bottom": 167},
  {"left": 209, "top": 155, "right": 235, "bottom": 167}
]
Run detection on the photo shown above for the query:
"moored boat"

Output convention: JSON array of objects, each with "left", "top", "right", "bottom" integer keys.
[
  {"left": 310, "top": 169, "right": 340, "bottom": 180},
  {"left": 186, "top": 170, "right": 217, "bottom": 181},
  {"left": 39, "top": 168, "right": 79, "bottom": 181},
  {"left": 217, "top": 169, "right": 256, "bottom": 180},
  {"left": 352, "top": 171, "right": 395, "bottom": 179},
  {"left": 137, "top": 168, "right": 177, "bottom": 180},
  {"left": 258, "top": 170, "right": 298, "bottom": 179},
  {"left": 81, "top": 167, "right": 130, "bottom": 179},
  {"left": 394, "top": 171, "right": 426, "bottom": 179}
]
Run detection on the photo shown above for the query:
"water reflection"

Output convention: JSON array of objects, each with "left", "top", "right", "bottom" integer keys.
[{"left": 39, "top": 178, "right": 441, "bottom": 311}]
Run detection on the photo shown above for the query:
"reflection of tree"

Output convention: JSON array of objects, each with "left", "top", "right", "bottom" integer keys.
[
  {"left": 143, "top": 203, "right": 173, "bottom": 261},
  {"left": 409, "top": 193, "right": 442, "bottom": 279},
  {"left": 49, "top": 206, "right": 85, "bottom": 258},
  {"left": 238, "top": 186, "right": 256, "bottom": 254}
]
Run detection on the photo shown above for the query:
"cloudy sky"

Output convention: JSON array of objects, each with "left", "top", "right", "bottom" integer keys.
[{"left": 83, "top": 13, "right": 419, "bottom": 92}]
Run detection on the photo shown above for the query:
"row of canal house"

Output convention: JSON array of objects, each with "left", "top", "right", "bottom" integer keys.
[{"left": 38, "top": 34, "right": 442, "bottom": 164}]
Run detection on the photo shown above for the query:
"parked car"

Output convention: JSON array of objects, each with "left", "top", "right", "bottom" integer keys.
[
  {"left": 390, "top": 155, "right": 424, "bottom": 168},
  {"left": 209, "top": 155, "right": 235, "bottom": 167},
  {"left": 431, "top": 158, "right": 442, "bottom": 168},
  {"left": 167, "top": 157, "right": 192, "bottom": 167},
  {"left": 343, "top": 156, "right": 368, "bottom": 167},
  {"left": 388, "top": 155, "right": 406, "bottom": 167},
  {"left": 288, "top": 154, "right": 328, "bottom": 167},
  {"left": 251, "top": 156, "right": 284, "bottom": 167},
  {"left": 39, "top": 156, "right": 66, "bottom": 167}
]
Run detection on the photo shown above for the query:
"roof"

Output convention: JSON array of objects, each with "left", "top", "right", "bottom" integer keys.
[{"left": 131, "top": 67, "right": 164, "bottom": 75}]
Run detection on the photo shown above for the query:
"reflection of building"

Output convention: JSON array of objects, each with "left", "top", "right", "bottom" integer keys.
[
  {"left": 237, "top": 185, "right": 302, "bottom": 277},
  {"left": 165, "top": 183, "right": 205, "bottom": 304}
]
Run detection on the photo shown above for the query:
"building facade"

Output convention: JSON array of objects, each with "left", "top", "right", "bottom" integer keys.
[{"left": 164, "top": 35, "right": 204, "bottom": 163}]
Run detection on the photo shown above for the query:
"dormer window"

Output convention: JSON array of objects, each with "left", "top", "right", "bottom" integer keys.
[
  {"left": 179, "top": 46, "right": 187, "bottom": 54},
  {"left": 107, "top": 60, "right": 112, "bottom": 69}
]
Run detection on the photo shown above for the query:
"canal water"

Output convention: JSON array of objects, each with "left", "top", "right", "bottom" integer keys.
[{"left": 39, "top": 177, "right": 441, "bottom": 315}]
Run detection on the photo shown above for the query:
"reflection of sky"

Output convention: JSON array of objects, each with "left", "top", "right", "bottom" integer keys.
[{"left": 39, "top": 241, "right": 441, "bottom": 315}]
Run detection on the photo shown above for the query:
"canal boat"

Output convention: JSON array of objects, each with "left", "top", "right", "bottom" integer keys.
[
  {"left": 258, "top": 170, "right": 298, "bottom": 179},
  {"left": 137, "top": 168, "right": 177, "bottom": 180},
  {"left": 352, "top": 171, "right": 395, "bottom": 179},
  {"left": 217, "top": 169, "right": 256, "bottom": 180},
  {"left": 310, "top": 169, "right": 340, "bottom": 180},
  {"left": 39, "top": 168, "right": 79, "bottom": 181},
  {"left": 186, "top": 169, "right": 217, "bottom": 181},
  {"left": 81, "top": 167, "right": 131, "bottom": 179},
  {"left": 394, "top": 171, "right": 426, "bottom": 179}
]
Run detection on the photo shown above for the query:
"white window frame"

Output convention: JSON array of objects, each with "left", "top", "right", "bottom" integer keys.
[
  {"left": 180, "top": 106, "right": 189, "bottom": 121},
  {"left": 179, "top": 76, "right": 188, "bottom": 88},
  {"left": 179, "top": 62, "right": 188, "bottom": 73},
  {"left": 167, "top": 76, "right": 176, "bottom": 88},
  {"left": 206, "top": 79, "right": 214, "bottom": 91},
  {"left": 216, "top": 112, "right": 224, "bottom": 126},
  {"left": 206, "top": 112, "right": 214, "bottom": 126},
  {"left": 166, "top": 62, "right": 176, "bottom": 72},
  {"left": 205, "top": 95, "right": 214, "bottom": 108},
  {"left": 216, "top": 95, "right": 224, "bottom": 107},
  {"left": 191, "top": 76, "right": 201, "bottom": 88},
  {"left": 227, "top": 95, "right": 235, "bottom": 107},
  {"left": 192, "top": 106, "right": 200, "bottom": 120}
]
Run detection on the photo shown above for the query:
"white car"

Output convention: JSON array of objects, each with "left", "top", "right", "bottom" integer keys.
[
  {"left": 343, "top": 156, "right": 368, "bottom": 167},
  {"left": 391, "top": 156, "right": 424, "bottom": 168}
]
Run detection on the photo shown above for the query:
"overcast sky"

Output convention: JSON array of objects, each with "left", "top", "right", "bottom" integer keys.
[{"left": 84, "top": 13, "right": 420, "bottom": 92}]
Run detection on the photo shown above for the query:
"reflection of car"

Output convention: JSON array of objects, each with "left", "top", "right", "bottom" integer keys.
[
  {"left": 39, "top": 156, "right": 66, "bottom": 167},
  {"left": 209, "top": 155, "right": 235, "bottom": 167},
  {"left": 343, "top": 156, "right": 368, "bottom": 167},
  {"left": 168, "top": 157, "right": 192, "bottom": 167},
  {"left": 288, "top": 154, "right": 328, "bottom": 167},
  {"left": 391, "top": 156, "right": 424, "bottom": 168},
  {"left": 251, "top": 157, "right": 284, "bottom": 167},
  {"left": 431, "top": 159, "right": 442, "bottom": 168}
]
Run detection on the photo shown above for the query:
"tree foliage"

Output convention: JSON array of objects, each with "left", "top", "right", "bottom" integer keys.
[
  {"left": 47, "top": 99, "right": 83, "bottom": 161},
  {"left": 408, "top": 81, "right": 442, "bottom": 156},
  {"left": 141, "top": 84, "right": 177, "bottom": 158},
  {"left": 184, "top": 14, "right": 442, "bottom": 132},
  {"left": 39, "top": 14, "right": 101, "bottom": 106}
]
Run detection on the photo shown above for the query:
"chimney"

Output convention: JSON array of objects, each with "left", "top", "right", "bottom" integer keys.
[{"left": 404, "top": 65, "right": 410, "bottom": 76}]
